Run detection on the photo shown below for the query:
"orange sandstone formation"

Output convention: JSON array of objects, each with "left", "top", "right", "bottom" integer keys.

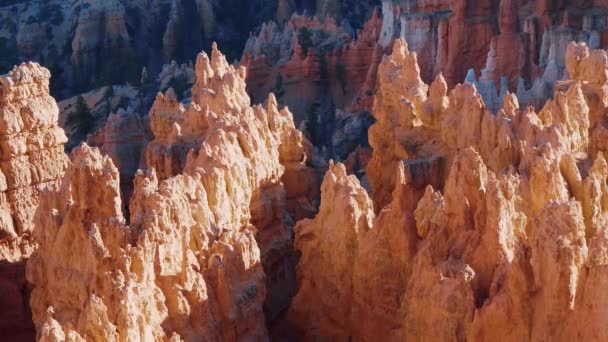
[
  {"left": 26, "top": 44, "right": 315, "bottom": 341},
  {"left": 0, "top": 63, "right": 68, "bottom": 340},
  {"left": 290, "top": 38, "right": 608, "bottom": 341},
  {"left": 393, "top": 0, "right": 608, "bottom": 108},
  {"left": 87, "top": 108, "right": 152, "bottom": 213},
  {"left": 0, "top": 63, "right": 68, "bottom": 255}
]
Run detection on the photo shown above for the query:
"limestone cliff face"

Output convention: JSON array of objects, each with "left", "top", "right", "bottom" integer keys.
[
  {"left": 145, "top": 44, "right": 317, "bottom": 319},
  {"left": 240, "top": 1, "right": 608, "bottom": 164},
  {"left": 145, "top": 43, "right": 253, "bottom": 180},
  {"left": 290, "top": 39, "right": 608, "bottom": 340},
  {"left": 0, "top": 62, "right": 68, "bottom": 260},
  {"left": 392, "top": 0, "right": 497, "bottom": 86},
  {"left": 27, "top": 145, "right": 267, "bottom": 341},
  {"left": 0, "top": 62, "right": 68, "bottom": 341},
  {"left": 26, "top": 44, "right": 315, "bottom": 340},
  {"left": 240, "top": 9, "right": 383, "bottom": 165}
]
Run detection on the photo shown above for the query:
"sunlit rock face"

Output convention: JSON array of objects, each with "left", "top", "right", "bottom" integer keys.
[
  {"left": 4, "top": 2, "right": 608, "bottom": 341},
  {"left": 0, "top": 62, "right": 68, "bottom": 341},
  {"left": 0, "top": 62, "right": 68, "bottom": 258},
  {"left": 25, "top": 44, "right": 316, "bottom": 341},
  {"left": 289, "top": 38, "right": 608, "bottom": 341}
]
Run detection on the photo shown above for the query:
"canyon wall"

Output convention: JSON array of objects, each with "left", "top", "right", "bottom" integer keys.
[
  {"left": 0, "top": 0, "right": 380, "bottom": 100},
  {"left": 289, "top": 38, "right": 608, "bottom": 341},
  {"left": 366, "top": 0, "right": 608, "bottom": 110},
  {"left": 237, "top": 0, "right": 608, "bottom": 166}
]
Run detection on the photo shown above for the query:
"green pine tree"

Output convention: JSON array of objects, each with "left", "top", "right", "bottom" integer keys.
[
  {"left": 306, "top": 102, "right": 320, "bottom": 144},
  {"left": 274, "top": 73, "right": 286, "bottom": 100},
  {"left": 67, "top": 96, "right": 95, "bottom": 142},
  {"left": 102, "top": 86, "right": 114, "bottom": 118},
  {"left": 298, "top": 27, "right": 313, "bottom": 57}
]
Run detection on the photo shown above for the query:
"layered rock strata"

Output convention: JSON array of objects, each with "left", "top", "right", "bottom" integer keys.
[
  {"left": 290, "top": 38, "right": 608, "bottom": 341},
  {"left": 0, "top": 63, "right": 68, "bottom": 341},
  {"left": 71, "top": 0, "right": 134, "bottom": 88},
  {"left": 26, "top": 44, "right": 315, "bottom": 340}
]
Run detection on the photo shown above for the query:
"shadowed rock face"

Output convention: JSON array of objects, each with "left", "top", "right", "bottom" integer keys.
[
  {"left": 86, "top": 108, "right": 153, "bottom": 216},
  {"left": 0, "top": 0, "right": 380, "bottom": 100},
  {"left": 0, "top": 259, "right": 34, "bottom": 342},
  {"left": 241, "top": 9, "right": 383, "bottom": 123},
  {"left": 288, "top": 38, "right": 608, "bottom": 341}
]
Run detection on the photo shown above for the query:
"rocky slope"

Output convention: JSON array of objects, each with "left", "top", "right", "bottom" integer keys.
[
  {"left": 24, "top": 44, "right": 316, "bottom": 341},
  {"left": 0, "top": 0, "right": 380, "bottom": 101},
  {"left": 288, "top": 37, "right": 608, "bottom": 341}
]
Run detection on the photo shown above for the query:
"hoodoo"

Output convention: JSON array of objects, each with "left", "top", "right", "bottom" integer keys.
[
  {"left": 289, "top": 39, "right": 608, "bottom": 341},
  {"left": 26, "top": 44, "right": 315, "bottom": 341},
  {"left": 1, "top": 1, "right": 608, "bottom": 341}
]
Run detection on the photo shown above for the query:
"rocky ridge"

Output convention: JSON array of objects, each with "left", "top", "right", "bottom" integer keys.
[
  {"left": 25, "top": 44, "right": 316, "bottom": 341},
  {"left": 289, "top": 37, "right": 608, "bottom": 341},
  {"left": 0, "top": 0, "right": 380, "bottom": 101},
  {"left": 236, "top": 0, "right": 608, "bottom": 169}
]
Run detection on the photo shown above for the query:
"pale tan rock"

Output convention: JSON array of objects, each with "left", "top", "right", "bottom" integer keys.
[
  {"left": 420, "top": 73, "right": 449, "bottom": 130},
  {"left": 367, "top": 38, "right": 430, "bottom": 210},
  {"left": 87, "top": 108, "right": 152, "bottom": 212},
  {"left": 413, "top": 185, "right": 445, "bottom": 239},
  {"left": 27, "top": 145, "right": 268, "bottom": 341},
  {"left": 529, "top": 200, "right": 588, "bottom": 341},
  {"left": 581, "top": 153, "right": 608, "bottom": 237}
]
